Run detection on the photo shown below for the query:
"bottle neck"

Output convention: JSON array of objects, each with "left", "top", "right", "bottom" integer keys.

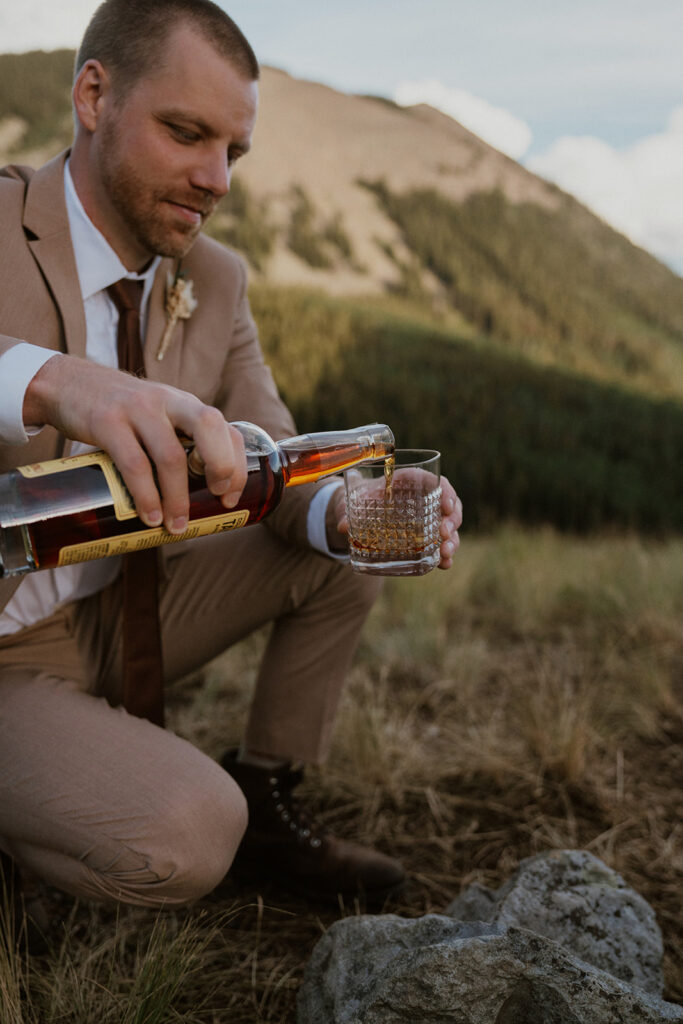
[
  {"left": 186, "top": 421, "right": 395, "bottom": 487},
  {"left": 277, "top": 423, "right": 395, "bottom": 486}
]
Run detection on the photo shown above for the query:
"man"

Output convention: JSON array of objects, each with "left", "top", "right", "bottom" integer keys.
[{"left": 0, "top": 0, "right": 462, "bottom": 914}]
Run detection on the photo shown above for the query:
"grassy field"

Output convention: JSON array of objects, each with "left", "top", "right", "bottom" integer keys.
[{"left": 1, "top": 528, "right": 681, "bottom": 1022}]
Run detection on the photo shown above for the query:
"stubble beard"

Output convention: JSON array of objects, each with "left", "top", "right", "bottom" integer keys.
[{"left": 98, "top": 118, "right": 205, "bottom": 261}]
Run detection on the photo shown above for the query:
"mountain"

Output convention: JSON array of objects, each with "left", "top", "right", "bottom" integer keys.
[{"left": 217, "top": 67, "right": 558, "bottom": 293}]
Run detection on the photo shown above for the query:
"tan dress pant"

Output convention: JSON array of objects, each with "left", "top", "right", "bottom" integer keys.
[{"left": 0, "top": 526, "right": 381, "bottom": 907}]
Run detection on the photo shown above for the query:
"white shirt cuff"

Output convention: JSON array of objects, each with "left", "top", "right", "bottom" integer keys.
[
  {"left": 306, "top": 480, "right": 349, "bottom": 561},
  {"left": 0, "top": 343, "right": 57, "bottom": 444}
]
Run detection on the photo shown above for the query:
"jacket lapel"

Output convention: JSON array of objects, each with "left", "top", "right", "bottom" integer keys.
[{"left": 22, "top": 151, "right": 87, "bottom": 359}]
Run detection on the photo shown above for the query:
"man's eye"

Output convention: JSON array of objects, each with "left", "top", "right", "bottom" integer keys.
[{"left": 169, "top": 124, "right": 199, "bottom": 143}]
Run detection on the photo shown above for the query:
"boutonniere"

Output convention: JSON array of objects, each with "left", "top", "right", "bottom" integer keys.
[{"left": 156, "top": 267, "right": 198, "bottom": 361}]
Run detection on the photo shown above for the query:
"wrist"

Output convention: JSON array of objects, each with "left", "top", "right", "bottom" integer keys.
[
  {"left": 325, "top": 484, "right": 347, "bottom": 553},
  {"left": 22, "top": 352, "right": 65, "bottom": 428}
]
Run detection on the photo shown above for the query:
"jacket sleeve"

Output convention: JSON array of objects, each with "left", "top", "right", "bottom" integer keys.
[{"left": 182, "top": 237, "right": 327, "bottom": 551}]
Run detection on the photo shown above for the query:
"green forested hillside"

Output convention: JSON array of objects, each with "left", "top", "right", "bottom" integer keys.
[
  {"left": 252, "top": 287, "right": 683, "bottom": 533},
  {"left": 362, "top": 181, "right": 683, "bottom": 400}
]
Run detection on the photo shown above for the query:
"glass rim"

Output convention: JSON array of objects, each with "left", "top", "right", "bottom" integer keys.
[{"left": 367, "top": 447, "right": 440, "bottom": 469}]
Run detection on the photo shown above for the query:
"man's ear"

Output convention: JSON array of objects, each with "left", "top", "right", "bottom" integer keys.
[{"left": 72, "top": 59, "right": 111, "bottom": 133}]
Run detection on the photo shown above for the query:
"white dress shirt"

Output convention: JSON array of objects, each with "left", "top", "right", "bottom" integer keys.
[{"left": 0, "top": 162, "right": 343, "bottom": 635}]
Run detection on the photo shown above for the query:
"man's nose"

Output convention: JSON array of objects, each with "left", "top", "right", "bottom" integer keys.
[{"left": 191, "top": 148, "right": 231, "bottom": 198}]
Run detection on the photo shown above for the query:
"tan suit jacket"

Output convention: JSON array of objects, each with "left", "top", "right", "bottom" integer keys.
[{"left": 0, "top": 151, "right": 319, "bottom": 613}]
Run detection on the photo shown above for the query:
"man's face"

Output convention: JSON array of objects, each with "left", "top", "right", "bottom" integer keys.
[{"left": 87, "top": 25, "right": 258, "bottom": 268}]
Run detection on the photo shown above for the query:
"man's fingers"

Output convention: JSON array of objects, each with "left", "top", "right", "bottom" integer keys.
[
  {"left": 171, "top": 403, "right": 248, "bottom": 507},
  {"left": 437, "top": 476, "right": 462, "bottom": 570},
  {"left": 143, "top": 432, "right": 194, "bottom": 533},
  {"left": 198, "top": 418, "right": 247, "bottom": 508},
  {"left": 104, "top": 432, "right": 166, "bottom": 528},
  {"left": 222, "top": 425, "right": 248, "bottom": 507},
  {"left": 439, "top": 477, "right": 462, "bottom": 522},
  {"left": 138, "top": 411, "right": 248, "bottom": 531},
  {"left": 104, "top": 389, "right": 193, "bottom": 533}
]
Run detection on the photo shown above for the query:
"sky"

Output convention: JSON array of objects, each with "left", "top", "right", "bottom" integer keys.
[{"left": 2, "top": 0, "right": 682, "bottom": 274}]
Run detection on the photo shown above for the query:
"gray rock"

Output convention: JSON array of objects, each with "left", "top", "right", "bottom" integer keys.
[
  {"left": 299, "top": 916, "right": 499, "bottom": 1024},
  {"left": 297, "top": 919, "right": 683, "bottom": 1024},
  {"left": 445, "top": 849, "right": 664, "bottom": 995}
]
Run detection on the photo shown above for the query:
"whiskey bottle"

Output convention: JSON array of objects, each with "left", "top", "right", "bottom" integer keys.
[{"left": 0, "top": 422, "right": 394, "bottom": 576}]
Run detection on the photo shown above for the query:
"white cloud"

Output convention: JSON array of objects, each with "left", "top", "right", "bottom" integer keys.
[
  {"left": 393, "top": 79, "right": 533, "bottom": 160},
  {"left": 526, "top": 107, "right": 683, "bottom": 275}
]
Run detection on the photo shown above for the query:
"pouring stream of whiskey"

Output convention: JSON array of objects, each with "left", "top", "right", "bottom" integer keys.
[{"left": 384, "top": 453, "right": 395, "bottom": 501}]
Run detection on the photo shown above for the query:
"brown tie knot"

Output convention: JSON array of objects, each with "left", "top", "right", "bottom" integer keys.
[{"left": 107, "top": 278, "right": 144, "bottom": 315}]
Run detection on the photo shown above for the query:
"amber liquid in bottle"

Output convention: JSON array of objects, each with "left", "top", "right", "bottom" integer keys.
[
  {"left": 8, "top": 450, "right": 281, "bottom": 572},
  {"left": 0, "top": 424, "right": 394, "bottom": 575},
  {"left": 279, "top": 438, "right": 393, "bottom": 485}
]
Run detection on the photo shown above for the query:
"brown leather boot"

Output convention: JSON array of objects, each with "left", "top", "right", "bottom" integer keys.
[{"left": 221, "top": 750, "right": 405, "bottom": 903}]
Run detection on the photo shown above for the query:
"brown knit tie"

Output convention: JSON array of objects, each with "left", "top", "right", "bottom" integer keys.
[{"left": 107, "top": 279, "right": 165, "bottom": 727}]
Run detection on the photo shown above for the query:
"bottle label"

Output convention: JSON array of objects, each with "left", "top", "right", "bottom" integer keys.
[
  {"left": 18, "top": 450, "right": 137, "bottom": 521},
  {"left": 56, "top": 509, "right": 250, "bottom": 566}
]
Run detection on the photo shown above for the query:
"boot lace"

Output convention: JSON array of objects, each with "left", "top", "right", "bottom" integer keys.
[{"left": 268, "top": 766, "right": 323, "bottom": 848}]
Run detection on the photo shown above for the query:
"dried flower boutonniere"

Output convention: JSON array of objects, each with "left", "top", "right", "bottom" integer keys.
[{"left": 156, "top": 267, "right": 198, "bottom": 361}]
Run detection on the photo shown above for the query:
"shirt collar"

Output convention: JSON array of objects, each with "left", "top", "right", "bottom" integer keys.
[{"left": 64, "top": 159, "right": 160, "bottom": 306}]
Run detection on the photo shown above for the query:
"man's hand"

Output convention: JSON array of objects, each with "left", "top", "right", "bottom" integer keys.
[
  {"left": 23, "top": 353, "right": 247, "bottom": 534},
  {"left": 327, "top": 475, "right": 463, "bottom": 570}
]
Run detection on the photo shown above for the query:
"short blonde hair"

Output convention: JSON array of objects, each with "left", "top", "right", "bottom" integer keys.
[{"left": 75, "top": 0, "right": 259, "bottom": 98}]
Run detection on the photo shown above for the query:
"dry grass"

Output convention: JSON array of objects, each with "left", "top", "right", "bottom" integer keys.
[{"left": 2, "top": 527, "right": 681, "bottom": 1022}]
